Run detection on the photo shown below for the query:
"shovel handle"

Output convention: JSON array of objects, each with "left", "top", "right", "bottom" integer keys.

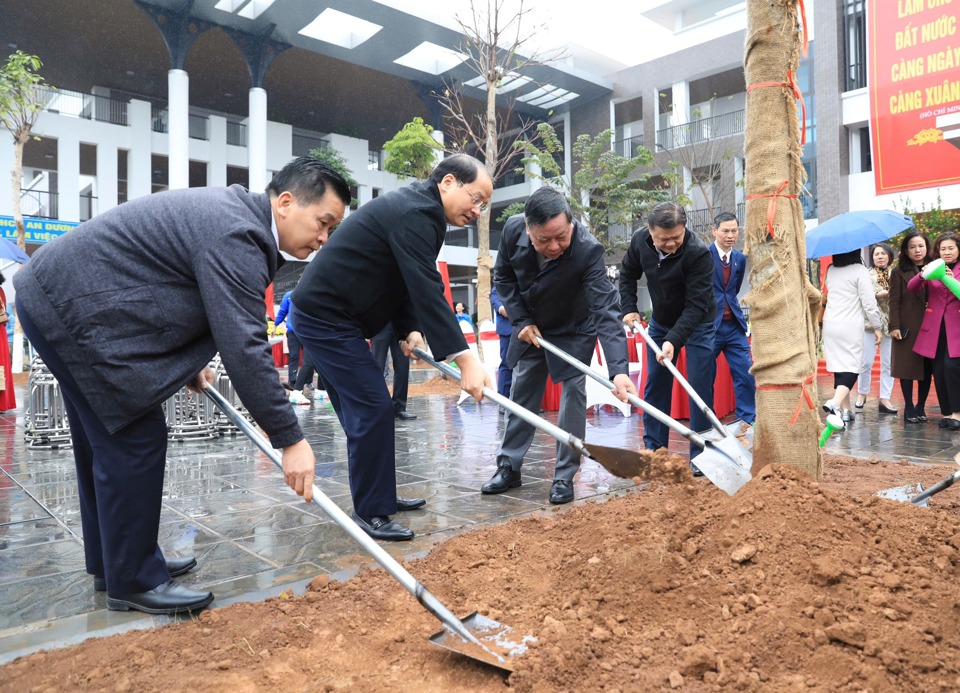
[
  {"left": 631, "top": 320, "right": 729, "bottom": 438},
  {"left": 412, "top": 347, "right": 592, "bottom": 459},
  {"left": 199, "top": 384, "right": 485, "bottom": 650},
  {"left": 533, "top": 336, "right": 709, "bottom": 449},
  {"left": 911, "top": 470, "right": 960, "bottom": 505}
]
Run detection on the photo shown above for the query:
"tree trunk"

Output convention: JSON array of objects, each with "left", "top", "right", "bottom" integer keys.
[
  {"left": 12, "top": 128, "right": 28, "bottom": 251},
  {"left": 476, "top": 72, "right": 498, "bottom": 327},
  {"left": 743, "top": 1, "right": 822, "bottom": 478}
]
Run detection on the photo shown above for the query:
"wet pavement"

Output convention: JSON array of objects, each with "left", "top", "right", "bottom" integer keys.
[{"left": 0, "top": 369, "right": 951, "bottom": 663}]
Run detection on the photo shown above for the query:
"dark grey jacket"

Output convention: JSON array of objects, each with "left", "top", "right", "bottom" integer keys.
[
  {"left": 14, "top": 185, "right": 302, "bottom": 448},
  {"left": 494, "top": 214, "right": 628, "bottom": 382}
]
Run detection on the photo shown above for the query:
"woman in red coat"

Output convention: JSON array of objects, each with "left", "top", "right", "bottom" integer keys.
[
  {"left": 907, "top": 232, "right": 960, "bottom": 430},
  {"left": 0, "top": 272, "right": 16, "bottom": 412}
]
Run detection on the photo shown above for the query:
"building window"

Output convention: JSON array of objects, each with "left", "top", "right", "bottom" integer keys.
[
  {"left": 844, "top": 0, "right": 867, "bottom": 91},
  {"left": 859, "top": 127, "right": 872, "bottom": 172}
]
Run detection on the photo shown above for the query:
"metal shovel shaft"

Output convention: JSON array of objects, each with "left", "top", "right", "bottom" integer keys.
[
  {"left": 413, "top": 348, "right": 592, "bottom": 459},
  {"left": 200, "top": 385, "right": 490, "bottom": 654},
  {"left": 911, "top": 470, "right": 960, "bottom": 505},
  {"left": 631, "top": 320, "right": 728, "bottom": 439}
]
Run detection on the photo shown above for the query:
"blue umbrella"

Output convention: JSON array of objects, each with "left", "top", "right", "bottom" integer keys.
[
  {"left": 0, "top": 237, "right": 30, "bottom": 264},
  {"left": 805, "top": 210, "right": 914, "bottom": 259}
]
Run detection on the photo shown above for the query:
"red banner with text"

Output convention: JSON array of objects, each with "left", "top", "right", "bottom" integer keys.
[{"left": 869, "top": 0, "right": 960, "bottom": 194}]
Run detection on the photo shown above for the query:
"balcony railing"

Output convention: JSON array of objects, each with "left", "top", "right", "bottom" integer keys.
[
  {"left": 189, "top": 114, "right": 208, "bottom": 140},
  {"left": 613, "top": 134, "right": 645, "bottom": 159},
  {"left": 227, "top": 121, "right": 246, "bottom": 146},
  {"left": 656, "top": 110, "right": 745, "bottom": 150},
  {"left": 493, "top": 169, "right": 526, "bottom": 190},
  {"left": 20, "top": 189, "right": 58, "bottom": 219},
  {"left": 367, "top": 150, "right": 381, "bottom": 171},
  {"left": 80, "top": 193, "right": 97, "bottom": 222},
  {"left": 151, "top": 105, "right": 167, "bottom": 133},
  {"left": 37, "top": 86, "right": 128, "bottom": 126},
  {"left": 292, "top": 133, "right": 329, "bottom": 157}
]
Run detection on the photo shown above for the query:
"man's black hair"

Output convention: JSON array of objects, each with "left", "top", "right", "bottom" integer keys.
[
  {"left": 832, "top": 249, "right": 863, "bottom": 267},
  {"left": 429, "top": 153, "right": 484, "bottom": 184},
  {"left": 647, "top": 202, "right": 687, "bottom": 230},
  {"left": 524, "top": 186, "right": 572, "bottom": 228},
  {"left": 713, "top": 211, "right": 738, "bottom": 227},
  {"left": 267, "top": 156, "right": 351, "bottom": 207}
]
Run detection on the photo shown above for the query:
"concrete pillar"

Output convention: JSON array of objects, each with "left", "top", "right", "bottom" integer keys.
[
  {"left": 813, "top": 0, "right": 848, "bottom": 220},
  {"left": 96, "top": 142, "right": 119, "bottom": 211},
  {"left": 58, "top": 132, "right": 80, "bottom": 223},
  {"left": 248, "top": 87, "right": 268, "bottom": 192},
  {"left": 672, "top": 80, "right": 690, "bottom": 125},
  {"left": 208, "top": 115, "right": 228, "bottom": 187},
  {"left": 168, "top": 69, "right": 190, "bottom": 190},
  {"left": 127, "top": 99, "right": 153, "bottom": 201}
]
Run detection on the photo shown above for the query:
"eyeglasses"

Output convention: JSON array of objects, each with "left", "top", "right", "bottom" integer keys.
[{"left": 458, "top": 180, "right": 488, "bottom": 213}]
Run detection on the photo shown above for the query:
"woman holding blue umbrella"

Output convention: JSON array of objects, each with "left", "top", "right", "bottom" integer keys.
[{"left": 821, "top": 249, "right": 884, "bottom": 422}]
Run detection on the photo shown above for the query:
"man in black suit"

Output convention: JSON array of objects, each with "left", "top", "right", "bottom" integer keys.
[
  {"left": 482, "top": 186, "right": 636, "bottom": 504},
  {"left": 13, "top": 157, "right": 350, "bottom": 614},
  {"left": 619, "top": 202, "right": 716, "bottom": 473},
  {"left": 291, "top": 154, "right": 493, "bottom": 541},
  {"left": 370, "top": 322, "right": 416, "bottom": 420}
]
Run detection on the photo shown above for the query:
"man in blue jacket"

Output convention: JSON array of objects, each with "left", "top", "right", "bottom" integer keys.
[{"left": 709, "top": 212, "right": 755, "bottom": 427}]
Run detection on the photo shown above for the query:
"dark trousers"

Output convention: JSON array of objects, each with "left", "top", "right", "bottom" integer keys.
[
  {"left": 712, "top": 319, "right": 756, "bottom": 424},
  {"left": 17, "top": 299, "right": 170, "bottom": 594},
  {"left": 643, "top": 319, "right": 715, "bottom": 459},
  {"left": 286, "top": 329, "right": 302, "bottom": 384},
  {"left": 369, "top": 324, "right": 409, "bottom": 414},
  {"left": 291, "top": 306, "right": 397, "bottom": 517},
  {"left": 497, "top": 334, "right": 513, "bottom": 398},
  {"left": 933, "top": 322, "right": 960, "bottom": 416}
]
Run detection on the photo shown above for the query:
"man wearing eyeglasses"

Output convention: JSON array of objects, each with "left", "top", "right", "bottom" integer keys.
[
  {"left": 290, "top": 154, "right": 494, "bottom": 541},
  {"left": 710, "top": 211, "right": 755, "bottom": 429},
  {"left": 482, "top": 186, "right": 637, "bottom": 505}
]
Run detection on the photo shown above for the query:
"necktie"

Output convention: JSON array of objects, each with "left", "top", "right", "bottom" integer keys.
[{"left": 722, "top": 254, "right": 730, "bottom": 267}]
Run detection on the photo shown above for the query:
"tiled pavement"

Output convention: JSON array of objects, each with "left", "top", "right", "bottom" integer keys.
[{"left": 0, "top": 369, "right": 952, "bottom": 663}]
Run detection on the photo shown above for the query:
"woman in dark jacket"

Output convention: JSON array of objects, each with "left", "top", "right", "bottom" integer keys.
[{"left": 888, "top": 231, "right": 932, "bottom": 423}]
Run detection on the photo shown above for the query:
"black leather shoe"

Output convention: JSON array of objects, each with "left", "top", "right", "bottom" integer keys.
[
  {"left": 947, "top": 418, "right": 960, "bottom": 431},
  {"left": 351, "top": 512, "right": 414, "bottom": 541},
  {"left": 282, "top": 382, "right": 295, "bottom": 391},
  {"left": 395, "top": 411, "right": 417, "bottom": 421},
  {"left": 690, "top": 462, "right": 705, "bottom": 478},
  {"left": 94, "top": 556, "right": 197, "bottom": 592},
  {"left": 879, "top": 402, "right": 898, "bottom": 414},
  {"left": 106, "top": 579, "right": 213, "bottom": 615},
  {"left": 549, "top": 479, "right": 574, "bottom": 505},
  {"left": 481, "top": 463, "right": 521, "bottom": 494},
  {"left": 396, "top": 497, "right": 426, "bottom": 511}
]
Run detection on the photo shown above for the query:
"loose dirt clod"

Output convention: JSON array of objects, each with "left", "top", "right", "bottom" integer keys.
[{"left": 4, "top": 454, "right": 960, "bottom": 692}]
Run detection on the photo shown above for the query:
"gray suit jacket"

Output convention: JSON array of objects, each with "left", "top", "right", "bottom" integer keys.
[
  {"left": 14, "top": 185, "right": 302, "bottom": 448},
  {"left": 494, "top": 214, "right": 628, "bottom": 382}
]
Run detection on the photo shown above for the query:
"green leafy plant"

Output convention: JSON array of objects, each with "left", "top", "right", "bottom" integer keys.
[
  {"left": 0, "top": 51, "right": 47, "bottom": 250},
  {"left": 381, "top": 117, "right": 442, "bottom": 181},
  {"left": 893, "top": 192, "right": 960, "bottom": 251},
  {"left": 308, "top": 145, "right": 358, "bottom": 208}
]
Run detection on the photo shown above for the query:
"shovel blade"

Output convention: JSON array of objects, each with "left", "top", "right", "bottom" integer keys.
[
  {"left": 582, "top": 441, "right": 653, "bottom": 479},
  {"left": 694, "top": 438, "right": 753, "bottom": 495},
  {"left": 429, "top": 612, "right": 535, "bottom": 672},
  {"left": 877, "top": 483, "right": 929, "bottom": 507}
]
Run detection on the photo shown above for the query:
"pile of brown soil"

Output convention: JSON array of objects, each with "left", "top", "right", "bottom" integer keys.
[
  {"left": 4, "top": 454, "right": 960, "bottom": 692},
  {"left": 406, "top": 375, "right": 463, "bottom": 397}
]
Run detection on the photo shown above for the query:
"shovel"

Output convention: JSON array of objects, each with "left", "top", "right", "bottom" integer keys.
[
  {"left": 201, "top": 384, "right": 531, "bottom": 672},
  {"left": 632, "top": 320, "right": 755, "bottom": 455},
  {"left": 533, "top": 336, "right": 752, "bottom": 496},
  {"left": 412, "top": 348, "right": 652, "bottom": 480},
  {"left": 877, "top": 468, "right": 960, "bottom": 508}
]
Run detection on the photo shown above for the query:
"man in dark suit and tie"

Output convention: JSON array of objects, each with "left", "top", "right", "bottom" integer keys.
[
  {"left": 709, "top": 211, "right": 756, "bottom": 426},
  {"left": 489, "top": 284, "right": 513, "bottom": 397},
  {"left": 291, "top": 154, "right": 492, "bottom": 541},
  {"left": 481, "top": 186, "right": 636, "bottom": 504},
  {"left": 13, "top": 157, "right": 351, "bottom": 614}
]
